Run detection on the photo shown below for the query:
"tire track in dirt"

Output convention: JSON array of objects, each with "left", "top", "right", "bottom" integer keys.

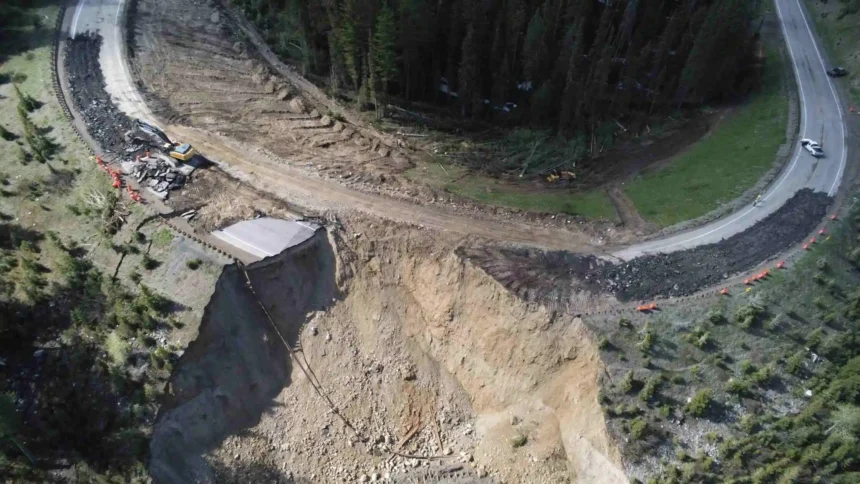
[{"left": 165, "top": 124, "right": 603, "bottom": 252}]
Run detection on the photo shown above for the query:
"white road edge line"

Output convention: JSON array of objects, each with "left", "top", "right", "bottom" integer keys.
[
  {"left": 623, "top": 0, "right": 822, "bottom": 257},
  {"left": 764, "top": 0, "right": 809, "bottom": 202},
  {"left": 792, "top": 0, "right": 848, "bottom": 196},
  {"left": 70, "top": 0, "right": 87, "bottom": 39}
]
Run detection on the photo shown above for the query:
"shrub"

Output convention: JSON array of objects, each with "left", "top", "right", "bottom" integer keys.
[
  {"left": 629, "top": 418, "right": 648, "bottom": 440},
  {"left": 785, "top": 351, "right": 805, "bottom": 375},
  {"left": 129, "top": 271, "right": 142, "bottom": 284},
  {"left": 105, "top": 331, "right": 129, "bottom": 366},
  {"left": 806, "top": 328, "right": 823, "bottom": 349},
  {"left": 637, "top": 331, "right": 653, "bottom": 354},
  {"left": 141, "top": 254, "right": 160, "bottom": 270},
  {"left": 510, "top": 433, "right": 528, "bottom": 448},
  {"left": 739, "top": 360, "right": 756, "bottom": 375},
  {"left": 707, "top": 309, "right": 725, "bottom": 324},
  {"left": 618, "top": 317, "right": 633, "bottom": 329},
  {"left": 671, "top": 375, "right": 685, "bottom": 385},
  {"left": 0, "top": 124, "right": 15, "bottom": 141},
  {"left": 619, "top": 370, "right": 636, "bottom": 393},
  {"left": 685, "top": 389, "right": 713, "bottom": 417},
  {"left": 639, "top": 376, "right": 661, "bottom": 402},
  {"left": 185, "top": 258, "right": 202, "bottom": 270},
  {"left": 726, "top": 378, "right": 750, "bottom": 395},
  {"left": 693, "top": 331, "right": 711, "bottom": 349},
  {"left": 736, "top": 304, "right": 764, "bottom": 329},
  {"left": 749, "top": 364, "right": 774, "bottom": 387}
]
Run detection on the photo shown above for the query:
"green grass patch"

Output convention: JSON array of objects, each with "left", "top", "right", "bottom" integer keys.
[
  {"left": 623, "top": 45, "right": 789, "bottom": 227},
  {"left": 151, "top": 229, "right": 174, "bottom": 248},
  {"left": 406, "top": 162, "right": 617, "bottom": 220}
]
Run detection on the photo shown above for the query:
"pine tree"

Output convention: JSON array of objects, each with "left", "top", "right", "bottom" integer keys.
[
  {"left": 336, "top": 0, "right": 361, "bottom": 89},
  {"left": 372, "top": 2, "right": 398, "bottom": 119},
  {"left": 458, "top": 25, "right": 479, "bottom": 117},
  {"left": 522, "top": 8, "right": 547, "bottom": 84}
]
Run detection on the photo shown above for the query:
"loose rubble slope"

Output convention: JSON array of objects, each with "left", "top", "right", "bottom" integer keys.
[
  {"left": 465, "top": 189, "right": 832, "bottom": 306},
  {"left": 149, "top": 219, "right": 626, "bottom": 483}
]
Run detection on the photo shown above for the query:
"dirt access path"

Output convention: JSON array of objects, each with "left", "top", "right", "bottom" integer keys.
[{"left": 120, "top": 0, "right": 623, "bottom": 251}]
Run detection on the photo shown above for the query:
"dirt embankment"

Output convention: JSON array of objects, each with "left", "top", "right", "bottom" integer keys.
[
  {"left": 465, "top": 189, "right": 833, "bottom": 304},
  {"left": 149, "top": 220, "right": 626, "bottom": 483}
]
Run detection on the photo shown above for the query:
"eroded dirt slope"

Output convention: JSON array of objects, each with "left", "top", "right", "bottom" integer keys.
[
  {"left": 129, "top": 0, "right": 410, "bottom": 188},
  {"left": 149, "top": 218, "right": 626, "bottom": 483}
]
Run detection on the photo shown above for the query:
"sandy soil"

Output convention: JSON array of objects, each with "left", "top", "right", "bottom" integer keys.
[{"left": 148, "top": 217, "right": 627, "bottom": 483}]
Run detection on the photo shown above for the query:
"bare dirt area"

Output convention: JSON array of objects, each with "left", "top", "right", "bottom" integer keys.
[
  {"left": 124, "top": 0, "right": 629, "bottom": 245},
  {"left": 464, "top": 189, "right": 833, "bottom": 305},
  {"left": 148, "top": 218, "right": 627, "bottom": 484},
  {"left": 128, "top": 0, "right": 412, "bottom": 192}
]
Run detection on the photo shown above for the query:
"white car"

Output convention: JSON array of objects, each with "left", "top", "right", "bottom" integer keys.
[{"left": 801, "top": 139, "right": 824, "bottom": 157}]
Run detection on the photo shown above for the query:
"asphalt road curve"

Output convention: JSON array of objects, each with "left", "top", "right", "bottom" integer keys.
[
  {"left": 614, "top": 0, "right": 848, "bottom": 260},
  {"left": 65, "top": 0, "right": 849, "bottom": 259}
]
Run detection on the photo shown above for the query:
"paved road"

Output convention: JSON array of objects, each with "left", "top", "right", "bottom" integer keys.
[
  {"left": 65, "top": 0, "right": 849, "bottom": 259},
  {"left": 614, "top": 0, "right": 847, "bottom": 260}
]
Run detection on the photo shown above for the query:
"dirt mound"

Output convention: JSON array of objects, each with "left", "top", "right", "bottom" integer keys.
[
  {"left": 465, "top": 189, "right": 832, "bottom": 303},
  {"left": 149, "top": 219, "right": 626, "bottom": 483},
  {"left": 65, "top": 33, "right": 133, "bottom": 154}
]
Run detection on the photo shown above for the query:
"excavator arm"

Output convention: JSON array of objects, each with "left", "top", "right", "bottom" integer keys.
[{"left": 134, "top": 119, "right": 173, "bottom": 146}]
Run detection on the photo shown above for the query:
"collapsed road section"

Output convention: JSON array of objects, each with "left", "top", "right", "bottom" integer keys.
[{"left": 463, "top": 189, "right": 832, "bottom": 304}]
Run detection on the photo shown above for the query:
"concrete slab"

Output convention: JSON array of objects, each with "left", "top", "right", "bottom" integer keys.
[{"left": 211, "top": 218, "right": 322, "bottom": 260}]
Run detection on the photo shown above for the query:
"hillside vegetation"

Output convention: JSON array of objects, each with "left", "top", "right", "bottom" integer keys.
[
  {"left": 592, "top": 199, "right": 860, "bottom": 483},
  {"left": 237, "top": 0, "right": 763, "bottom": 145}
]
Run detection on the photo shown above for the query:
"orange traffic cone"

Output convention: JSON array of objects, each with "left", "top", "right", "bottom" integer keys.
[
  {"left": 830, "top": 214, "right": 837, "bottom": 221},
  {"left": 810, "top": 237, "right": 817, "bottom": 244},
  {"left": 819, "top": 229, "right": 826, "bottom": 235},
  {"left": 744, "top": 278, "right": 752, "bottom": 285},
  {"left": 777, "top": 261, "right": 785, "bottom": 269},
  {"left": 720, "top": 288, "right": 729, "bottom": 296},
  {"left": 803, "top": 243, "right": 810, "bottom": 250}
]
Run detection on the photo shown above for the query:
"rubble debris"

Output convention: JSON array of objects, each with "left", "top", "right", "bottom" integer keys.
[
  {"left": 65, "top": 34, "right": 133, "bottom": 154},
  {"left": 66, "top": 33, "right": 198, "bottom": 202},
  {"left": 464, "top": 189, "right": 833, "bottom": 303}
]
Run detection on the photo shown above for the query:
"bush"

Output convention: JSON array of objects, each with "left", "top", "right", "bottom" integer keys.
[
  {"left": 637, "top": 331, "right": 654, "bottom": 354},
  {"left": 141, "top": 254, "right": 160, "bottom": 270},
  {"left": 735, "top": 304, "right": 764, "bottom": 329},
  {"left": 185, "top": 258, "right": 202, "bottom": 270},
  {"left": 685, "top": 389, "right": 713, "bottom": 417},
  {"left": 639, "top": 376, "right": 661, "bottom": 402},
  {"left": 618, "top": 317, "right": 633, "bottom": 329},
  {"left": 510, "top": 433, "right": 528, "bottom": 448},
  {"left": 707, "top": 309, "right": 725, "bottom": 324},
  {"left": 619, "top": 370, "right": 636, "bottom": 393},
  {"left": 105, "top": 331, "right": 129, "bottom": 366},
  {"left": 629, "top": 418, "right": 648, "bottom": 439},
  {"left": 0, "top": 124, "right": 15, "bottom": 141},
  {"left": 726, "top": 378, "right": 750, "bottom": 395},
  {"left": 786, "top": 351, "right": 805, "bottom": 375},
  {"left": 739, "top": 360, "right": 756, "bottom": 375}
]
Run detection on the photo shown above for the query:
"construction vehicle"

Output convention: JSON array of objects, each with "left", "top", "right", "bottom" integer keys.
[
  {"left": 546, "top": 170, "right": 576, "bottom": 183},
  {"left": 126, "top": 119, "right": 196, "bottom": 162}
]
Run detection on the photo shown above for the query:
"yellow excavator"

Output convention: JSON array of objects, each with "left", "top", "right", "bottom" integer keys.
[{"left": 133, "top": 119, "right": 196, "bottom": 162}]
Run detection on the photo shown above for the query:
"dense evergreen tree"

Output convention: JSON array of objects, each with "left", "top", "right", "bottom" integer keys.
[{"left": 235, "top": 0, "right": 763, "bottom": 136}]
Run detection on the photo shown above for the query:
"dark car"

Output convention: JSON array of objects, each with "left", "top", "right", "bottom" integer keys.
[{"left": 827, "top": 67, "right": 848, "bottom": 78}]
